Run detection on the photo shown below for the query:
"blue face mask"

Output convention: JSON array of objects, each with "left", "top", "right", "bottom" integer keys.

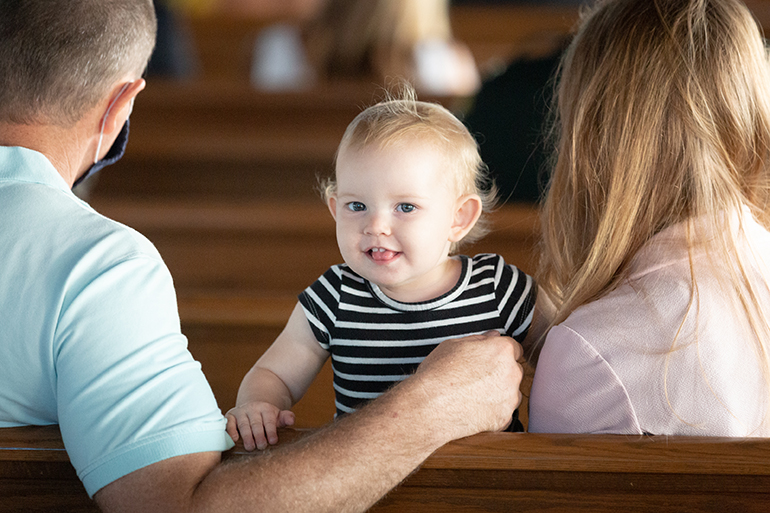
[
  {"left": 73, "top": 119, "right": 130, "bottom": 187},
  {"left": 73, "top": 81, "right": 133, "bottom": 188}
]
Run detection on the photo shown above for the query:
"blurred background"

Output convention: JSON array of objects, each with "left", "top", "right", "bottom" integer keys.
[{"left": 79, "top": 0, "right": 770, "bottom": 430}]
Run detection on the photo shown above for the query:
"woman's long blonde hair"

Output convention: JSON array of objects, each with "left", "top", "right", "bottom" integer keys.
[
  {"left": 539, "top": 0, "right": 770, "bottom": 421},
  {"left": 540, "top": 0, "right": 770, "bottom": 323}
]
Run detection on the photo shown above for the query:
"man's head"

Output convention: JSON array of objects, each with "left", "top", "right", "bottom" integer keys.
[{"left": 0, "top": 0, "right": 156, "bottom": 127}]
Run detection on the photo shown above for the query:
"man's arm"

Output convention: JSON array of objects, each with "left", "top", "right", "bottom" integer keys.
[{"left": 94, "top": 332, "right": 523, "bottom": 513}]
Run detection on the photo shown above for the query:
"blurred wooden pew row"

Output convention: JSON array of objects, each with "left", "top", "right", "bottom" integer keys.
[
  {"left": 93, "top": 79, "right": 469, "bottom": 201},
  {"left": 185, "top": 4, "right": 582, "bottom": 82},
  {"left": 94, "top": 80, "right": 384, "bottom": 200},
  {"left": 3, "top": 425, "right": 770, "bottom": 512},
  {"left": 89, "top": 198, "right": 540, "bottom": 295}
]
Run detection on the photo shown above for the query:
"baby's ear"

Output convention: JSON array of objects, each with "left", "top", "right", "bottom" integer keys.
[
  {"left": 449, "top": 194, "right": 483, "bottom": 242},
  {"left": 327, "top": 196, "right": 338, "bottom": 221}
]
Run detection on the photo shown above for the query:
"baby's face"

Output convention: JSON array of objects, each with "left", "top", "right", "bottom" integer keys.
[{"left": 329, "top": 139, "right": 467, "bottom": 303}]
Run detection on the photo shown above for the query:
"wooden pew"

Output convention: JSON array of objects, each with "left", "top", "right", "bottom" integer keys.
[
  {"left": 178, "top": 292, "right": 336, "bottom": 426},
  {"left": 184, "top": 5, "right": 581, "bottom": 83},
  {"left": 88, "top": 199, "right": 540, "bottom": 294},
  {"left": 3, "top": 425, "right": 770, "bottom": 512},
  {"left": 92, "top": 80, "right": 390, "bottom": 201}
]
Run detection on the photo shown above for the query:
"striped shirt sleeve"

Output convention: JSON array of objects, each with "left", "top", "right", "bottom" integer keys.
[{"left": 298, "top": 266, "right": 342, "bottom": 351}]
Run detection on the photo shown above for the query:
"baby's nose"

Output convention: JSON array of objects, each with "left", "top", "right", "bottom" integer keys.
[{"left": 363, "top": 211, "right": 391, "bottom": 235}]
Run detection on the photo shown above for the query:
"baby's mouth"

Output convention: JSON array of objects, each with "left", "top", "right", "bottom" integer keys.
[{"left": 368, "top": 247, "right": 400, "bottom": 261}]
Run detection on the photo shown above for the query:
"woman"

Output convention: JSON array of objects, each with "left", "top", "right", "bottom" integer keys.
[{"left": 529, "top": 0, "right": 770, "bottom": 436}]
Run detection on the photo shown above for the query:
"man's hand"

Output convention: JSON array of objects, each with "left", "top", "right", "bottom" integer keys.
[{"left": 413, "top": 332, "right": 523, "bottom": 442}]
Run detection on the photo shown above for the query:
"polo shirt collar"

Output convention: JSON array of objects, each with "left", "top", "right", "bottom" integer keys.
[{"left": 0, "top": 145, "right": 72, "bottom": 194}]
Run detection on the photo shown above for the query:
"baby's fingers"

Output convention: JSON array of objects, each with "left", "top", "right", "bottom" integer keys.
[
  {"left": 278, "top": 410, "right": 295, "bottom": 427},
  {"left": 236, "top": 414, "right": 260, "bottom": 452},
  {"left": 261, "top": 412, "right": 280, "bottom": 449},
  {"left": 261, "top": 410, "right": 295, "bottom": 448}
]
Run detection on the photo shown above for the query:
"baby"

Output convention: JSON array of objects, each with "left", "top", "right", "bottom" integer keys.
[{"left": 226, "top": 90, "right": 538, "bottom": 450}]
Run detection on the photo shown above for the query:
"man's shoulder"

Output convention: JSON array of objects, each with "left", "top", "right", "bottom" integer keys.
[
  {"left": 73, "top": 201, "right": 163, "bottom": 263},
  {"left": 1, "top": 180, "right": 164, "bottom": 270}
]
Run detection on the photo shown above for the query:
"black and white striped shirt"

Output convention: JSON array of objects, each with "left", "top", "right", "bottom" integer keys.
[{"left": 299, "top": 253, "right": 536, "bottom": 416}]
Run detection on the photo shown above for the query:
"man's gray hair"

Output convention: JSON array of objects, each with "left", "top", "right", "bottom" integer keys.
[{"left": 0, "top": 0, "right": 156, "bottom": 126}]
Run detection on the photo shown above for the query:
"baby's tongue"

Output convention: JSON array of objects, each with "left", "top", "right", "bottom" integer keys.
[{"left": 371, "top": 249, "right": 397, "bottom": 261}]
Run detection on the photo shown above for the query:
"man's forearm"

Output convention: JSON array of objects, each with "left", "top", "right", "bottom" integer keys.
[
  {"left": 96, "top": 334, "right": 522, "bottom": 513},
  {"left": 195, "top": 333, "right": 522, "bottom": 512},
  {"left": 195, "top": 371, "right": 449, "bottom": 513}
]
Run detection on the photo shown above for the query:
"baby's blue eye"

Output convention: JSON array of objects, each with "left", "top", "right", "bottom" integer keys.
[
  {"left": 347, "top": 202, "right": 366, "bottom": 212},
  {"left": 396, "top": 203, "right": 416, "bottom": 213}
]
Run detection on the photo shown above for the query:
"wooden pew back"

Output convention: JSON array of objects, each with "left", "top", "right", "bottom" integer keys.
[
  {"left": 2, "top": 425, "right": 769, "bottom": 512},
  {"left": 89, "top": 199, "right": 539, "bottom": 295},
  {"left": 184, "top": 5, "right": 581, "bottom": 82}
]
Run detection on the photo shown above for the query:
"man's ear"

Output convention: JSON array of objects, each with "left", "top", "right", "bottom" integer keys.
[
  {"left": 449, "top": 194, "right": 483, "bottom": 242},
  {"left": 327, "top": 195, "right": 338, "bottom": 221},
  {"left": 99, "top": 79, "right": 146, "bottom": 134}
]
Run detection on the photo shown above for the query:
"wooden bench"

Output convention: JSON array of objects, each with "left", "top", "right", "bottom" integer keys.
[
  {"left": 93, "top": 80, "right": 398, "bottom": 201},
  {"left": 88, "top": 199, "right": 540, "bottom": 294},
  {"left": 184, "top": 4, "right": 581, "bottom": 82},
  {"left": 2, "top": 425, "right": 769, "bottom": 512}
]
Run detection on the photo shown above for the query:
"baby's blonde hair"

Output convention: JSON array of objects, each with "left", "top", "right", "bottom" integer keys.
[{"left": 325, "top": 86, "right": 497, "bottom": 254}]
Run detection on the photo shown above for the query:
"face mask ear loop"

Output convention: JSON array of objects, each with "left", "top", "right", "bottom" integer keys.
[{"left": 93, "top": 82, "right": 133, "bottom": 164}]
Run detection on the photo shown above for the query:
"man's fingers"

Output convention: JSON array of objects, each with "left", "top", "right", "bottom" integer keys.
[
  {"left": 224, "top": 413, "right": 240, "bottom": 442},
  {"left": 237, "top": 417, "right": 257, "bottom": 451}
]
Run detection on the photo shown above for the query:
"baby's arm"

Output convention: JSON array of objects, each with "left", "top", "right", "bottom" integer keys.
[{"left": 225, "top": 302, "right": 329, "bottom": 450}]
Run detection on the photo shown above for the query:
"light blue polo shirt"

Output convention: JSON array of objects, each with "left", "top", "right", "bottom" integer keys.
[{"left": 0, "top": 146, "right": 234, "bottom": 497}]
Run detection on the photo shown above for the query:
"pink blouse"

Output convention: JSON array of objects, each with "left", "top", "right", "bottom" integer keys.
[{"left": 529, "top": 208, "right": 770, "bottom": 436}]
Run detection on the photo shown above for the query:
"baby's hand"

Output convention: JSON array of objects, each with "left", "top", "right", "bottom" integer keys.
[{"left": 225, "top": 402, "right": 296, "bottom": 451}]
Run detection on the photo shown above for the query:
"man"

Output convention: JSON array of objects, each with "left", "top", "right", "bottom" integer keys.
[{"left": 0, "top": 2, "right": 523, "bottom": 511}]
